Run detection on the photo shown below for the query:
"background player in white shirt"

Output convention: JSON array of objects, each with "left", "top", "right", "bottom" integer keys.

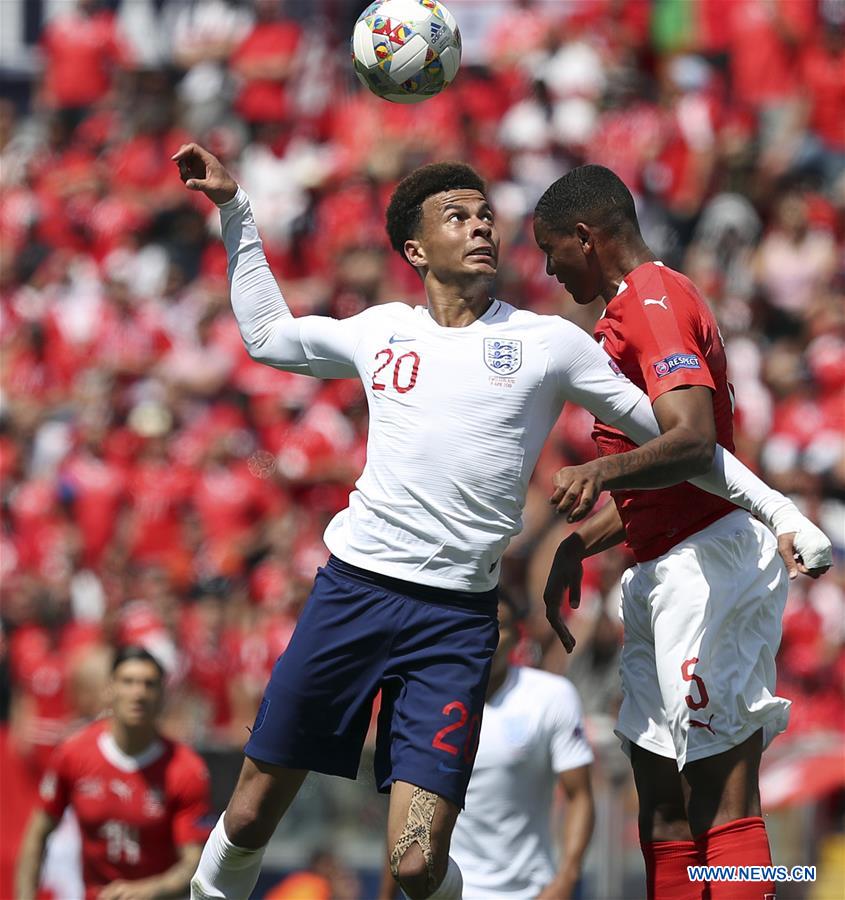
[
  {"left": 173, "top": 143, "right": 828, "bottom": 900},
  {"left": 450, "top": 597, "right": 594, "bottom": 900},
  {"left": 381, "top": 592, "right": 595, "bottom": 900}
]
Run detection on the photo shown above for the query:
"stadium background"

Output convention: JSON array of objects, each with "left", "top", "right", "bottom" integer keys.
[{"left": 0, "top": 0, "right": 843, "bottom": 896}]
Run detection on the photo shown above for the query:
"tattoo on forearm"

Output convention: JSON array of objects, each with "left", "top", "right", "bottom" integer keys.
[{"left": 601, "top": 432, "right": 706, "bottom": 488}]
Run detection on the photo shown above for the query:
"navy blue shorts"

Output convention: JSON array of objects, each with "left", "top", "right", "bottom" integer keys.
[{"left": 244, "top": 556, "right": 498, "bottom": 808}]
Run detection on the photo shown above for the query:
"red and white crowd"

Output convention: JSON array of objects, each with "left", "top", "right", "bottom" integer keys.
[{"left": 1, "top": 0, "right": 843, "bottom": 882}]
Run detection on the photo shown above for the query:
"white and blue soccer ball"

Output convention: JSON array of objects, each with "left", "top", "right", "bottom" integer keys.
[{"left": 351, "top": 0, "right": 462, "bottom": 103}]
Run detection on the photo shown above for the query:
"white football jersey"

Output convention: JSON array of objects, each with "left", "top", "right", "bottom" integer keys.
[
  {"left": 451, "top": 667, "right": 593, "bottom": 899},
  {"left": 220, "top": 190, "right": 658, "bottom": 591}
]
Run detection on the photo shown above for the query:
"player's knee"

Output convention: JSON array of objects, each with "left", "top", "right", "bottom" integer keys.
[
  {"left": 223, "top": 800, "right": 274, "bottom": 849},
  {"left": 395, "top": 843, "right": 430, "bottom": 897},
  {"left": 393, "top": 843, "right": 447, "bottom": 900}
]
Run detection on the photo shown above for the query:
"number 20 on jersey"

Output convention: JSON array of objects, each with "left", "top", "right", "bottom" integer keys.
[{"left": 372, "top": 348, "right": 421, "bottom": 394}]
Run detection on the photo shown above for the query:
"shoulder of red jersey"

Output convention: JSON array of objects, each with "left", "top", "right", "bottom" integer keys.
[{"left": 623, "top": 261, "right": 712, "bottom": 321}]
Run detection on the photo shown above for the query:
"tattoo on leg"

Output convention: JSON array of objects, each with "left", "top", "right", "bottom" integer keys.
[{"left": 390, "top": 787, "right": 439, "bottom": 891}]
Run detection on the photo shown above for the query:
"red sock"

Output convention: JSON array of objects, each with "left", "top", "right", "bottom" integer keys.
[
  {"left": 641, "top": 840, "right": 703, "bottom": 900},
  {"left": 695, "top": 816, "right": 775, "bottom": 899}
]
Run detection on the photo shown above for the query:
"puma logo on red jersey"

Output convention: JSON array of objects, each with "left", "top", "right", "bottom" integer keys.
[
  {"left": 644, "top": 296, "right": 668, "bottom": 309},
  {"left": 689, "top": 713, "right": 716, "bottom": 735}
]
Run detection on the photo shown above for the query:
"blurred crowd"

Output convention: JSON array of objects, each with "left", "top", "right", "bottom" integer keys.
[{"left": 1, "top": 0, "right": 843, "bottom": 820}]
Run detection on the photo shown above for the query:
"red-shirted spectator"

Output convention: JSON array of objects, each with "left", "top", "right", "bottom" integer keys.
[
  {"left": 2, "top": 321, "right": 69, "bottom": 409},
  {"left": 179, "top": 589, "right": 240, "bottom": 738},
  {"left": 799, "top": 23, "right": 845, "bottom": 152},
  {"left": 123, "top": 438, "right": 193, "bottom": 578},
  {"left": 231, "top": 0, "right": 302, "bottom": 126},
  {"left": 91, "top": 278, "right": 172, "bottom": 378},
  {"left": 39, "top": 0, "right": 132, "bottom": 116},
  {"left": 727, "top": 0, "right": 816, "bottom": 110},
  {"left": 60, "top": 424, "right": 127, "bottom": 569},
  {"left": 587, "top": 102, "right": 664, "bottom": 195},
  {"left": 109, "top": 123, "right": 193, "bottom": 204},
  {"left": 648, "top": 58, "right": 721, "bottom": 220},
  {"left": 8, "top": 605, "right": 102, "bottom": 775},
  {"left": 191, "top": 434, "right": 286, "bottom": 576},
  {"left": 6, "top": 473, "right": 82, "bottom": 581}
]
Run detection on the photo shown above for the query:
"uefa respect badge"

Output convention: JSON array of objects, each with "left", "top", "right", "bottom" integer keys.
[{"left": 654, "top": 352, "right": 701, "bottom": 378}]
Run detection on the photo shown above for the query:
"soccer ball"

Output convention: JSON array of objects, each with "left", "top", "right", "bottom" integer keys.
[{"left": 351, "top": 0, "right": 462, "bottom": 104}]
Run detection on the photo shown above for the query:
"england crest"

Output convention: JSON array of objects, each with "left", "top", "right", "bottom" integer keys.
[{"left": 484, "top": 338, "right": 522, "bottom": 375}]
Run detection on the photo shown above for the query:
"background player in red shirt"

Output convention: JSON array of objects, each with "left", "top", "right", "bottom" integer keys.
[
  {"left": 15, "top": 647, "right": 210, "bottom": 900},
  {"left": 532, "top": 165, "right": 831, "bottom": 900}
]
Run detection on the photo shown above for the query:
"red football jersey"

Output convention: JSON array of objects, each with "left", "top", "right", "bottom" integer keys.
[
  {"left": 593, "top": 261, "right": 737, "bottom": 561},
  {"left": 39, "top": 720, "right": 210, "bottom": 898}
]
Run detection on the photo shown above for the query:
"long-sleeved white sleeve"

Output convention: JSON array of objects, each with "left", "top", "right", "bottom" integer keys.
[
  {"left": 605, "top": 385, "right": 833, "bottom": 570},
  {"left": 218, "top": 188, "right": 359, "bottom": 378},
  {"left": 552, "top": 320, "right": 832, "bottom": 569}
]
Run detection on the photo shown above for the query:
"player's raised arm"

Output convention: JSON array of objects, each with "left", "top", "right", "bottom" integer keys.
[{"left": 172, "top": 143, "right": 359, "bottom": 379}]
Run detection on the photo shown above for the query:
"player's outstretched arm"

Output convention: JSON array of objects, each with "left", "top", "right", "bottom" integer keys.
[
  {"left": 14, "top": 809, "right": 58, "bottom": 900},
  {"left": 550, "top": 384, "right": 717, "bottom": 521},
  {"left": 547, "top": 323, "right": 832, "bottom": 577},
  {"left": 551, "top": 364, "right": 833, "bottom": 579},
  {"left": 554, "top": 452, "right": 832, "bottom": 580},
  {"left": 172, "top": 144, "right": 359, "bottom": 379}
]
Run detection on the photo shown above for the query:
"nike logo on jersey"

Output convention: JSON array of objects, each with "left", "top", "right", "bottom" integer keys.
[
  {"left": 644, "top": 296, "right": 668, "bottom": 309},
  {"left": 437, "top": 761, "right": 463, "bottom": 775},
  {"left": 388, "top": 334, "right": 416, "bottom": 344}
]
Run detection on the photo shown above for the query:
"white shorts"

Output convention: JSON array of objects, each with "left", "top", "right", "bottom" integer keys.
[{"left": 616, "top": 510, "right": 790, "bottom": 770}]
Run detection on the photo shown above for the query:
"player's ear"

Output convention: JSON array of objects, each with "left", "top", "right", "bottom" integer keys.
[
  {"left": 575, "top": 223, "right": 593, "bottom": 254},
  {"left": 404, "top": 239, "right": 427, "bottom": 270}
]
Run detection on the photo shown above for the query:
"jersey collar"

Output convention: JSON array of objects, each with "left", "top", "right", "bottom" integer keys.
[
  {"left": 615, "top": 260, "right": 664, "bottom": 298},
  {"left": 97, "top": 729, "right": 165, "bottom": 773},
  {"left": 418, "top": 298, "right": 504, "bottom": 332}
]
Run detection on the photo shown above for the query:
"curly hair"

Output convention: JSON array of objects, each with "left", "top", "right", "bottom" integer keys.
[
  {"left": 385, "top": 162, "right": 487, "bottom": 258},
  {"left": 534, "top": 164, "right": 640, "bottom": 236}
]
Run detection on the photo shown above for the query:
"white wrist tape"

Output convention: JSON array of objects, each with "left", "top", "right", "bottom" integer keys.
[{"left": 759, "top": 496, "right": 833, "bottom": 570}]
